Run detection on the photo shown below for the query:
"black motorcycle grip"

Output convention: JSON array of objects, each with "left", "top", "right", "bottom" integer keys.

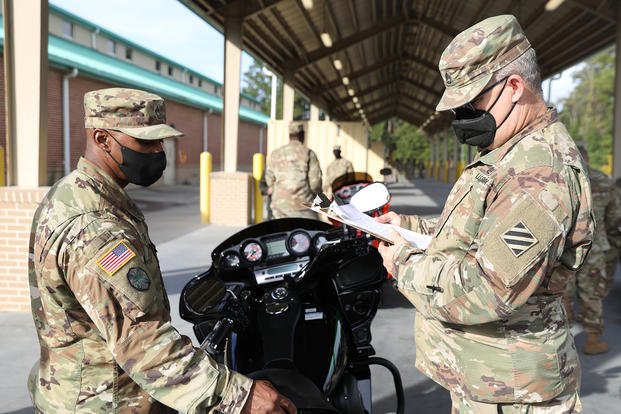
[{"left": 202, "top": 317, "right": 234, "bottom": 355}]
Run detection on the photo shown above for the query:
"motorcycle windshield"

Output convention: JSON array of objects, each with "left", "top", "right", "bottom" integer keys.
[{"left": 211, "top": 218, "right": 331, "bottom": 262}]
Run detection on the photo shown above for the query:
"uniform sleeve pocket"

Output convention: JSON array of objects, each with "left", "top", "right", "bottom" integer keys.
[
  {"left": 87, "top": 238, "right": 159, "bottom": 320},
  {"left": 479, "top": 192, "right": 562, "bottom": 288}
]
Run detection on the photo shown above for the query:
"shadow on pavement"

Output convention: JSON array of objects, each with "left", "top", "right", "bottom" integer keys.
[
  {"left": 575, "top": 275, "right": 621, "bottom": 399},
  {"left": 380, "top": 283, "right": 414, "bottom": 309},
  {"left": 373, "top": 378, "right": 451, "bottom": 414},
  {"left": 4, "top": 408, "right": 34, "bottom": 414}
]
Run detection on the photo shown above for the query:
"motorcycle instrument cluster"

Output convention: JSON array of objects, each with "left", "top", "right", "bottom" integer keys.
[{"left": 219, "top": 229, "right": 327, "bottom": 284}]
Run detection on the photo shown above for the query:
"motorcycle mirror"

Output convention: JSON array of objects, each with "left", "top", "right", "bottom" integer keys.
[
  {"left": 349, "top": 182, "right": 390, "bottom": 213},
  {"left": 379, "top": 167, "right": 393, "bottom": 176}
]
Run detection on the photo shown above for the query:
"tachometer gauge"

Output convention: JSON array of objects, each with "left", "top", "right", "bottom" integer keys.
[
  {"left": 242, "top": 241, "right": 264, "bottom": 263},
  {"left": 288, "top": 231, "right": 311, "bottom": 255},
  {"left": 222, "top": 251, "right": 240, "bottom": 268},
  {"left": 313, "top": 234, "right": 328, "bottom": 251}
]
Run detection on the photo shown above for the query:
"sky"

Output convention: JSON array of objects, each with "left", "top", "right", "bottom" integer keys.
[{"left": 50, "top": 0, "right": 582, "bottom": 106}]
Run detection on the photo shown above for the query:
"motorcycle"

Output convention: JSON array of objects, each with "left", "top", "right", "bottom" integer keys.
[{"left": 179, "top": 184, "right": 404, "bottom": 414}]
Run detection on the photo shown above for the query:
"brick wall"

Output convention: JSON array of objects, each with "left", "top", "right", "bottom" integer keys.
[
  {"left": 0, "top": 57, "right": 265, "bottom": 186},
  {"left": 0, "top": 187, "right": 48, "bottom": 311}
]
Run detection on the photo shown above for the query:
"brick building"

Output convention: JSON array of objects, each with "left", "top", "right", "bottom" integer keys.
[
  {"left": 0, "top": 4, "right": 269, "bottom": 311},
  {"left": 0, "top": 4, "right": 269, "bottom": 186}
]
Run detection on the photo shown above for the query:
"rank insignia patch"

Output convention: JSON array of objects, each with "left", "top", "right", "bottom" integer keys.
[
  {"left": 127, "top": 267, "right": 151, "bottom": 291},
  {"left": 97, "top": 241, "right": 136, "bottom": 276},
  {"left": 501, "top": 221, "right": 538, "bottom": 257}
]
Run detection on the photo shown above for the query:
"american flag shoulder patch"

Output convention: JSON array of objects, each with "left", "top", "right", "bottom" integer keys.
[
  {"left": 97, "top": 241, "right": 136, "bottom": 276},
  {"left": 501, "top": 221, "right": 538, "bottom": 257}
]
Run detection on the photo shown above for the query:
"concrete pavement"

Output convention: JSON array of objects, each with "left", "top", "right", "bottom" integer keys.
[{"left": 3, "top": 179, "right": 621, "bottom": 413}]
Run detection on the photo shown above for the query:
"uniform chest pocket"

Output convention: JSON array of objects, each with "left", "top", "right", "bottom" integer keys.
[{"left": 433, "top": 183, "right": 473, "bottom": 238}]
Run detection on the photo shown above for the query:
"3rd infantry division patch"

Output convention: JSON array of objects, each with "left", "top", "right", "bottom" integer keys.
[
  {"left": 501, "top": 221, "right": 538, "bottom": 257},
  {"left": 97, "top": 241, "right": 136, "bottom": 276}
]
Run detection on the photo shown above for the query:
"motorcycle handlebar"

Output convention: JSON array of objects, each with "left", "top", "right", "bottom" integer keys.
[{"left": 201, "top": 317, "right": 234, "bottom": 355}]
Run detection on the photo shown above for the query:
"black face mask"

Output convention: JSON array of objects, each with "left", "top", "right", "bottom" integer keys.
[
  {"left": 107, "top": 134, "right": 167, "bottom": 187},
  {"left": 451, "top": 77, "right": 516, "bottom": 149}
]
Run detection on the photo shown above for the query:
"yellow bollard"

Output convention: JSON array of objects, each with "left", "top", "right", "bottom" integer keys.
[
  {"left": 0, "top": 146, "right": 5, "bottom": 186},
  {"left": 601, "top": 154, "right": 613, "bottom": 176},
  {"left": 444, "top": 160, "right": 450, "bottom": 183},
  {"left": 253, "top": 153, "right": 265, "bottom": 223},
  {"left": 200, "top": 152, "right": 212, "bottom": 224},
  {"left": 455, "top": 161, "right": 464, "bottom": 181}
]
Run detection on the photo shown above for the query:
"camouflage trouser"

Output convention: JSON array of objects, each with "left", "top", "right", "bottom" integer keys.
[
  {"left": 604, "top": 249, "right": 619, "bottom": 290},
  {"left": 450, "top": 392, "right": 582, "bottom": 414},
  {"left": 563, "top": 249, "right": 615, "bottom": 334}
]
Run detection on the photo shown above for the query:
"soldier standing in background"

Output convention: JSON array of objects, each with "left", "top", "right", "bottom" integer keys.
[
  {"left": 265, "top": 123, "right": 322, "bottom": 219},
  {"left": 376, "top": 15, "right": 593, "bottom": 413},
  {"left": 563, "top": 144, "right": 621, "bottom": 355},
  {"left": 324, "top": 144, "right": 354, "bottom": 197},
  {"left": 28, "top": 88, "right": 296, "bottom": 414},
  {"left": 608, "top": 177, "right": 621, "bottom": 277}
]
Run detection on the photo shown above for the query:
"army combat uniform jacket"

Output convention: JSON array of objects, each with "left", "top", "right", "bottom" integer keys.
[
  {"left": 265, "top": 140, "right": 322, "bottom": 218},
  {"left": 28, "top": 158, "right": 252, "bottom": 413},
  {"left": 394, "top": 110, "right": 594, "bottom": 403},
  {"left": 324, "top": 158, "right": 354, "bottom": 194}
]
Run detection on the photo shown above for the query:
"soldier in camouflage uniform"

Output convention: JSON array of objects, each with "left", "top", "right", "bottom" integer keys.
[
  {"left": 28, "top": 88, "right": 296, "bottom": 414},
  {"left": 607, "top": 177, "right": 621, "bottom": 276},
  {"left": 376, "top": 15, "right": 593, "bottom": 413},
  {"left": 563, "top": 145, "right": 621, "bottom": 354},
  {"left": 265, "top": 123, "right": 322, "bottom": 219},
  {"left": 323, "top": 145, "right": 354, "bottom": 197}
]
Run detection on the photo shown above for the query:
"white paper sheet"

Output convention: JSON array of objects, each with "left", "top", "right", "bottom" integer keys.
[{"left": 331, "top": 203, "right": 431, "bottom": 248}]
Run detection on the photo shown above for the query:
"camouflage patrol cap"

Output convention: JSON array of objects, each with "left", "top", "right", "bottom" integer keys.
[
  {"left": 84, "top": 88, "right": 184, "bottom": 140},
  {"left": 289, "top": 122, "right": 304, "bottom": 136},
  {"left": 436, "top": 15, "right": 531, "bottom": 111}
]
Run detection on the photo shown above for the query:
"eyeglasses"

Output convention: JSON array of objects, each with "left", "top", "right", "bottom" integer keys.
[{"left": 451, "top": 76, "right": 509, "bottom": 117}]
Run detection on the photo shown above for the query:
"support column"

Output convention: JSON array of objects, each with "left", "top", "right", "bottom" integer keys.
[
  {"left": 222, "top": 15, "right": 242, "bottom": 172},
  {"left": 613, "top": 4, "right": 621, "bottom": 179},
  {"left": 282, "top": 83, "right": 294, "bottom": 122},
  {"left": 3, "top": 0, "right": 48, "bottom": 186},
  {"left": 310, "top": 104, "right": 319, "bottom": 121}
]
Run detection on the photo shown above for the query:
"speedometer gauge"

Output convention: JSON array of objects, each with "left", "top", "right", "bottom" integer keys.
[
  {"left": 288, "top": 231, "right": 311, "bottom": 255},
  {"left": 242, "top": 241, "right": 264, "bottom": 263}
]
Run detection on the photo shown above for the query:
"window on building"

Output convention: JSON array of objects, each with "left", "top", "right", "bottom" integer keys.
[
  {"left": 155, "top": 60, "right": 161, "bottom": 71},
  {"left": 168, "top": 65, "right": 174, "bottom": 76},
  {"left": 189, "top": 74, "right": 194, "bottom": 84},
  {"left": 106, "top": 39, "right": 116, "bottom": 55},
  {"left": 62, "top": 20, "right": 73, "bottom": 38},
  {"left": 125, "top": 47, "right": 133, "bottom": 60},
  {"left": 198, "top": 79, "right": 203, "bottom": 88}
]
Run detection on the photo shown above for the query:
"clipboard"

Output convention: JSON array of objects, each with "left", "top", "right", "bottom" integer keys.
[{"left": 304, "top": 197, "right": 431, "bottom": 248}]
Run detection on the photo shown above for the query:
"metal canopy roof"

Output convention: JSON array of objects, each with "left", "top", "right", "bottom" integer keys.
[{"left": 180, "top": 0, "right": 618, "bottom": 132}]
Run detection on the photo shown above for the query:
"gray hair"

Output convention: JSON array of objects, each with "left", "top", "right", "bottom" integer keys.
[{"left": 492, "top": 48, "right": 543, "bottom": 97}]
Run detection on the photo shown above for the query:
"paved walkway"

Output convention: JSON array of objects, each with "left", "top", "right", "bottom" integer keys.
[{"left": 2, "top": 179, "right": 621, "bottom": 413}]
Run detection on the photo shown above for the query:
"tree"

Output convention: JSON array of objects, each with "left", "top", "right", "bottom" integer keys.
[
  {"left": 370, "top": 118, "right": 430, "bottom": 177},
  {"left": 242, "top": 60, "right": 311, "bottom": 120},
  {"left": 559, "top": 47, "right": 614, "bottom": 170}
]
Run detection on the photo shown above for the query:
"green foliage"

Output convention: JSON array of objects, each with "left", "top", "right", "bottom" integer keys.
[
  {"left": 559, "top": 47, "right": 614, "bottom": 170},
  {"left": 242, "top": 60, "right": 311, "bottom": 120},
  {"left": 371, "top": 119, "right": 429, "bottom": 173}
]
